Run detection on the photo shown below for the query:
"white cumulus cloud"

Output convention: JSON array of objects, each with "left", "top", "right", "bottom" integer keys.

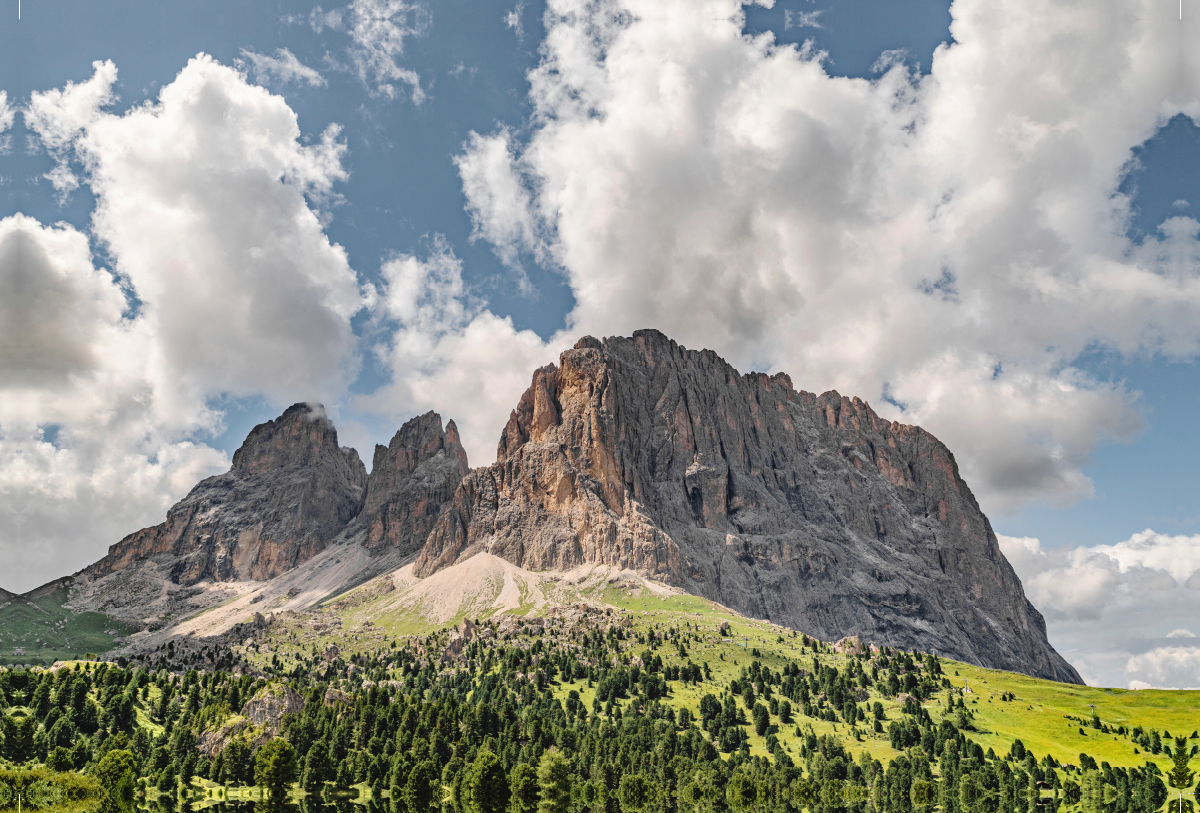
[
  {"left": 359, "top": 236, "right": 557, "bottom": 466},
  {"left": 1, "top": 55, "right": 366, "bottom": 589},
  {"left": 449, "top": 0, "right": 1200, "bottom": 516},
  {"left": 999, "top": 531, "right": 1200, "bottom": 688},
  {"left": 0, "top": 214, "right": 229, "bottom": 590},
  {"left": 23, "top": 60, "right": 118, "bottom": 199},
  {"left": 24, "top": 55, "right": 365, "bottom": 403},
  {"left": 1125, "top": 647, "right": 1200, "bottom": 690}
]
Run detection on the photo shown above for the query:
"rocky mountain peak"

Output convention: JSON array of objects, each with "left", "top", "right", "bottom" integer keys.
[
  {"left": 230, "top": 402, "right": 349, "bottom": 474},
  {"left": 81, "top": 402, "right": 368, "bottom": 589},
  {"left": 417, "top": 329, "right": 1082, "bottom": 683},
  {"left": 359, "top": 411, "right": 469, "bottom": 554}
]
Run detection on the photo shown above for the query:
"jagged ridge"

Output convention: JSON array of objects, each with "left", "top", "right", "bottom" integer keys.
[
  {"left": 414, "top": 330, "right": 1082, "bottom": 684},
  {"left": 29, "top": 330, "right": 1079, "bottom": 685}
]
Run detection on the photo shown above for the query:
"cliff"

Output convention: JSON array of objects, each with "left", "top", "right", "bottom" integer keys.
[
  {"left": 414, "top": 330, "right": 1082, "bottom": 683},
  {"left": 357, "top": 411, "right": 470, "bottom": 556},
  {"left": 85, "top": 403, "right": 368, "bottom": 584}
]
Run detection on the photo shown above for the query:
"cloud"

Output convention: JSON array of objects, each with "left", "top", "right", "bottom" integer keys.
[
  {"left": 452, "top": 0, "right": 1200, "bottom": 514},
  {"left": 455, "top": 128, "right": 543, "bottom": 274},
  {"left": 0, "top": 214, "right": 229, "bottom": 590},
  {"left": 302, "top": 0, "right": 427, "bottom": 100},
  {"left": 24, "top": 55, "right": 364, "bottom": 403},
  {"left": 505, "top": 2, "right": 525, "bottom": 40},
  {"left": 358, "top": 236, "right": 556, "bottom": 466},
  {"left": 999, "top": 531, "right": 1200, "bottom": 687},
  {"left": 999, "top": 530, "right": 1200, "bottom": 621},
  {"left": 0, "top": 215, "right": 126, "bottom": 389},
  {"left": 0, "top": 91, "right": 13, "bottom": 131},
  {"left": 307, "top": 6, "right": 346, "bottom": 32},
  {"left": 0, "top": 91, "right": 13, "bottom": 155},
  {"left": 341, "top": 0, "right": 429, "bottom": 101},
  {"left": 2, "top": 55, "right": 365, "bottom": 589},
  {"left": 239, "top": 48, "right": 327, "bottom": 87},
  {"left": 23, "top": 60, "right": 118, "bottom": 199},
  {"left": 784, "top": 10, "right": 822, "bottom": 29},
  {"left": 1125, "top": 647, "right": 1200, "bottom": 690}
]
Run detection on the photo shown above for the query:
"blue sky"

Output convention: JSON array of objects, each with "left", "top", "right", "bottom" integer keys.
[{"left": 3, "top": 0, "right": 1200, "bottom": 686}]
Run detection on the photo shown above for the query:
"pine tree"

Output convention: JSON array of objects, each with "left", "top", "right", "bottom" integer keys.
[
  {"left": 537, "top": 748, "right": 572, "bottom": 813},
  {"left": 1169, "top": 737, "right": 1197, "bottom": 791},
  {"left": 1168, "top": 737, "right": 1197, "bottom": 813}
]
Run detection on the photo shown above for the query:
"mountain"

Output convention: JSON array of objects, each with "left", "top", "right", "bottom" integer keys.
[
  {"left": 25, "top": 330, "right": 1077, "bottom": 684},
  {"left": 85, "top": 403, "right": 367, "bottom": 586},
  {"left": 60, "top": 405, "right": 465, "bottom": 628},
  {"left": 353, "top": 411, "right": 470, "bottom": 556},
  {"left": 414, "top": 330, "right": 1081, "bottom": 683}
]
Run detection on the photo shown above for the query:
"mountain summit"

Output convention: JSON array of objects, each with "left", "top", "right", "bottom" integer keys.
[
  {"left": 415, "top": 330, "right": 1080, "bottom": 683},
  {"left": 46, "top": 330, "right": 1077, "bottom": 683},
  {"left": 89, "top": 402, "right": 368, "bottom": 585}
]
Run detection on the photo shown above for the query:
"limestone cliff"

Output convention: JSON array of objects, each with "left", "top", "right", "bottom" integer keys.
[
  {"left": 61, "top": 408, "right": 467, "bottom": 626},
  {"left": 415, "top": 330, "right": 1082, "bottom": 683},
  {"left": 84, "top": 403, "right": 368, "bottom": 585},
  {"left": 356, "top": 412, "right": 469, "bottom": 556}
]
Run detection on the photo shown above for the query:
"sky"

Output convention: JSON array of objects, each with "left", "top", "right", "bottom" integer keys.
[{"left": 2, "top": 0, "right": 1200, "bottom": 689}]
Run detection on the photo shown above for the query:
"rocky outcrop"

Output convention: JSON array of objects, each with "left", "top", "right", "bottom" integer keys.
[
  {"left": 198, "top": 682, "right": 305, "bottom": 757},
  {"left": 56, "top": 408, "right": 468, "bottom": 629},
  {"left": 357, "top": 412, "right": 469, "bottom": 556},
  {"left": 416, "top": 330, "right": 1082, "bottom": 684},
  {"left": 240, "top": 682, "right": 305, "bottom": 729},
  {"left": 83, "top": 403, "right": 367, "bottom": 586}
]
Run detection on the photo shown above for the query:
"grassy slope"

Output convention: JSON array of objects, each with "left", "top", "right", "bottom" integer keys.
[
  {"left": 591, "top": 586, "right": 1197, "bottom": 774},
  {"left": 0, "top": 587, "right": 137, "bottom": 666},
  {"left": 240, "top": 570, "right": 1196, "bottom": 776}
]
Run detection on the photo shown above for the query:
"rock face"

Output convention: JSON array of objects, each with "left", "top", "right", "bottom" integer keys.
[
  {"left": 416, "top": 330, "right": 1081, "bottom": 683},
  {"left": 358, "top": 412, "right": 469, "bottom": 556},
  {"left": 240, "top": 682, "right": 305, "bottom": 730},
  {"left": 86, "top": 403, "right": 368, "bottom": 585},
  {"left": 59, "top": 407, "right": 467, "bottom": 627},
  {"left": 198, "top": 682, "right": 305, "bottom": 757}
]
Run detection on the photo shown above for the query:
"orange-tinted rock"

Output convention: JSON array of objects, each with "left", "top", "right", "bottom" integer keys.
[{"left": 416, "top": 330, "right": 1081, "bottom": 684}]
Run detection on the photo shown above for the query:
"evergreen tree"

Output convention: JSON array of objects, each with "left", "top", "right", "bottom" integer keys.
[
  {"left": 510, "top": 763, "right": 540, "bottom": 813},
  {"left": 1169, "top": 737, "right": 1197, "bottom": 791},
  {"left": 1168, "top": 737, "right": 1197, "bottom": 813},
  {"left": 404, "top": 759, "right": 442, "bottom": 813},
  {"left": 3, "top": 713, "right": 35, "bottom": 763},
  {"left": 727, "top": 772, "right": 758, "bottom": 812},
  {"left": 753, "top": 703, "right": 770, "bottom": 737},
  {"left": 466, "top": 751, "right": 510, "bottom": 813},
  {"left": 95, "top": 749, "right": 137, "bottom": 813},
  {"left": 47, "top": 745, "right": 73, "bottom": 772},
  {"left": 537, "top": 748, "right": 572, "bottom": 813},
  {"left": 302, "top": 741, "right": 333, "bottom": 795},
  {"left": 255, "top": 738, "right": 298, "bottom": 809},
  {"left": 619, "top": 774, "right": 655, "bottom": 813}
]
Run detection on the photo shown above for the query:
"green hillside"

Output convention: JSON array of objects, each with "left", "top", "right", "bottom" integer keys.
[
  {"left": 0, "top": 586, "right": 136, "bottom": 667},
  {"left": 0, "top": 569, "right": 1193, "bottom": 813},
  {"left": 235, "top": 570, "right": 1197, "bottom": 783}
]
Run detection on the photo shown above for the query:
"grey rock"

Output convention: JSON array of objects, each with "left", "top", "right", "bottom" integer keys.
[
  {"left": 416, "top": 330, "right": 1082, "bottom": 684},
  {"left": 83, "top": 402, "right": 367, "bottom": 586},
  {"left": 354, "top": 411, "right": 469, "bottom": 556}
]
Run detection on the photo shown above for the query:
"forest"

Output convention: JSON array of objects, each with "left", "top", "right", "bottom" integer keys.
[{"left": 0, "top": 614, "right": 1185, "bottom": 813}]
